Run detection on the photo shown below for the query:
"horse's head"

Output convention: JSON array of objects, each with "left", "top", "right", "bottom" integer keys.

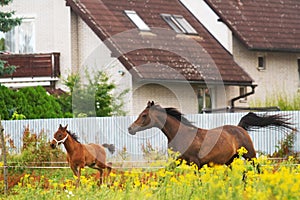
[
  {"left": 128, "top": 101, "right": 166, "bottom": 135},
  {"left": 50, "top": 124, "right": 69, "bottom": 149}
]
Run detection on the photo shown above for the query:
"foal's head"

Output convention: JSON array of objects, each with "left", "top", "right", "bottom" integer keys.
[
  {"left": 50, "top": 124, "right": 69, "bottom": 149},
  {"left": 128, "top": 101, "right": 167, "bottom": 135}
]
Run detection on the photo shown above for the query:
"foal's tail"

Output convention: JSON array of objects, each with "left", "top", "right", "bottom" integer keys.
[
  {"left": 238, "top": 112, "right": 297, "bottom": 132},
  {"left": 102, "top": 143, "right": 115, "bottom": 154}
]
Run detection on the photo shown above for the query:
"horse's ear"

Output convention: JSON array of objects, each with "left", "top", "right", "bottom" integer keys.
[
  {"left": 151, "top": 101, "right": 154, "bottom": 106},
  {"left": 147, "top": 101, "right": 154, "bottom": 107},
  {"left": 59, "top": 124, "right": 68, "bottom": 131}
]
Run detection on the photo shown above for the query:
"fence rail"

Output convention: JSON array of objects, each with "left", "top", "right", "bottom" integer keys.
[{"left": 2, "top": 111, "right": 300, "bottom": 161}]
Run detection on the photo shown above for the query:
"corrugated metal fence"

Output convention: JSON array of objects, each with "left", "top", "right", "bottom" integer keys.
[{"left": 2, "top": 111, "right": 300, "bottom": 160}]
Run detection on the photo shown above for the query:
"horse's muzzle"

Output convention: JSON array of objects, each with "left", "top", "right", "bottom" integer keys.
[
  {"left": 128, "top": 126, "right": 136, "bottom": 135},
  {"left": 50, "top": 143, "right": 56, "bottom": 149}
]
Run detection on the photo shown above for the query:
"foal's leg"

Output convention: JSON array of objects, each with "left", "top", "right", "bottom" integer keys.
[
  {"left": 70, "top": 165, "right": 81, "bottom": 187},
  {"left": 99, "top": 169, "right": 104, "bottom": 185},
  {"left": 106, "top": 162, "right": 112, "bottom": 175}
]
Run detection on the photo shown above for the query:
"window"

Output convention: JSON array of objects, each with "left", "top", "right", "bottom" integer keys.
[
  {"left": 161, "top": 14, "right": 197, "bottom": 35},
  {"left": 239, "top": 86, "right": 247, "bottom": 102},
  {"left": 257, "top": 56, "right": 266, "bottom": 70},
  {"left": 197, "top": 88, "right": 212, "bottom": 113},
  {"left": 298, "top": 59, "right": 300, "bottom": 87},
  {"left": 124, "top": 10, "right": 150, "bottom": 31},
  {"left": 0, "top": 17, "right": 35, "bottom": 53}
]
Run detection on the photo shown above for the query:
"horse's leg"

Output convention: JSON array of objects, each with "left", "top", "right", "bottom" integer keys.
[
  {"left": 225, "top": 154, "right": 239, "bottom": 166},
  {"left": 106, "top": 162, "right": 112, "bottom": 175},
  {"left": 76, "top": 167, "right": 82, "bottom": 187},
  {"left": 242, "top": 146, "right": 260, "bottom": 173},
  {"left": 99, "top": 168, "right": 104, "bottom": 185},
  {"left": 70, "top": 164, "right": 81, "bottom": 187}
]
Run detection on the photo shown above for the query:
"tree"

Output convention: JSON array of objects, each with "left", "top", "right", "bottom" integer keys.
[
  {"left": 0, "top": 0, "right": 22, "bottom": 76},
  {"left": 60, "top": 71, "right": 128, "bottom": 117}
]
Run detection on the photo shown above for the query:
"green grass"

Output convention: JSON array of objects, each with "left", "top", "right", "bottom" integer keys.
[
  {"left": 2, "top": 156, "right": 300, "bottom": 200},
  {"left": 250, "top": 91, "right": 300, "bottom": 110}
]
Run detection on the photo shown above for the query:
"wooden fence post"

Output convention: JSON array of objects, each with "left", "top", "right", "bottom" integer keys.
[{"left": 0, "top": 117, "right": 8, "bottom": 195}]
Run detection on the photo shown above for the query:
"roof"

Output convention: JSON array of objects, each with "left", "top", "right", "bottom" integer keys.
[
  {"left": 204, "top": 0, "right": 300, "bottom": 52},
  {"left": 66, "top": 0, "right": 253, "bottom": 85}
]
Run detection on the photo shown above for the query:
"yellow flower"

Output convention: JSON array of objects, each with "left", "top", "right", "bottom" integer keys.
[
  {"left": 24, "top": 174, "right": 30, "bottom": 179},
  {"left": 134, "top": 179, "right": 141, "bottom": 187},
  {"left": 26, "top": 183, "right": 32, "bottom": 189},
  {"left": 150, "top": 181, "right": 158, "bottom": 187},
  {"left": 237, "top": 147, "right": 248, "bottom": 157},
  {"left": 165, "top": 171, "right": 174, "bottom": 176},
  {"left": 110, "top": 172, "right": 117, "bottom": 177},
  {"left": 157, "top": 169, "right": 166, "bottom": 177},
  {"left": 170, "top": 177, "right": 179, "bottom": 184}
]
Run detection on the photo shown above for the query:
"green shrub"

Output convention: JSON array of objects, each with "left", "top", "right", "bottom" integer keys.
[
  {"left": 18, "top": 86, "right": 63, "bottom": 118},
  {"left": 59, "top": 71, "right": 128, "bottom": 117},
  {"left": 0, "top": 86, "right": 64, "bottom": 119},
  {"left": 7, "top": 126, "right": 65, "bottom": 171}
]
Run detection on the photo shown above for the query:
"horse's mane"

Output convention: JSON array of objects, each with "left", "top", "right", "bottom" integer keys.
[
  {"left": 66, "top": 130, "right": 80, "bottom": 143},
  {"left": 154, "top": 105, "right": 196, "bottom": 128}
]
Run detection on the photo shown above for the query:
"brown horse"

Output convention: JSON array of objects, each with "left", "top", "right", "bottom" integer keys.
[
  {"left": 50, "top": 124, "right": 115, "bottom": 185},
  {"left": 128, "top": 101, "right": 296, "bottom": 168}
]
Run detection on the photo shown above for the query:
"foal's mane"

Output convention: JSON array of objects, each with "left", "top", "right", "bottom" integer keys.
[
  {"left": 66, "top": 130, "right": 81, "bottom": 143},
  {"left": 152, "top": 104, "right": 196, "bottom": 128}
]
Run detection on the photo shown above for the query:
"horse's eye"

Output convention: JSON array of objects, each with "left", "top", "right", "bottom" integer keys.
[{"left": 141, "top": 114, "right": 147, "bottom": 118}]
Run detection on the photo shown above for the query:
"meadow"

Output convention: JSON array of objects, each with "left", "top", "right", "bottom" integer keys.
[{"left": 1, "top": 149, "right": 300, "bottom": 200}]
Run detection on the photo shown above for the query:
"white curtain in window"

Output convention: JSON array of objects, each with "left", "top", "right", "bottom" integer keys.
[{"left": 4, "top": 18, "right": 35, "bottom": 53}]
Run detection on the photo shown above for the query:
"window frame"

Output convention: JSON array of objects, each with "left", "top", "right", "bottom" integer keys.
[
  {"left": 239, "top": 86, "right": 248, "bottom": 102},
  {"left": 124, "top": 10, "right": 151, "bottom": 31},
  {"left": 297, "top": 57, "right": 300, "bottom": 88},
  {"left": 161, "top": 14, "right": 197, "bottom": 35},
  {"left": 257, "top": 56, "right": 266, "bottom": 71}
]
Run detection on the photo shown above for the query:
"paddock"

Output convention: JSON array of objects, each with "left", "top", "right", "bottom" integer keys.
[{"left": 2, "top": 111, "right": 300, "bottom": 161}]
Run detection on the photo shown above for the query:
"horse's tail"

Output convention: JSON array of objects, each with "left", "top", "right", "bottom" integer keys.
[
  {"left": 238, "top": 112, "right": 297, "bottom": 132},
  {"left": 103, "top": 143, "right": 115, "bottom": 154}
]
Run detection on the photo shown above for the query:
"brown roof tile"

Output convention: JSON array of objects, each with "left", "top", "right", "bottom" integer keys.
[
  {"left": 204, "top": 0, "right": 300, "bottom": 52},
  {"left": 66, "top": 0, "right": 253, "bottom": 85}
]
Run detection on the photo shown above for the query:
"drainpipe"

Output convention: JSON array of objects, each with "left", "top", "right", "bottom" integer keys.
[{"left": 230, "top": 85, "right": 257, "bottom": 111}]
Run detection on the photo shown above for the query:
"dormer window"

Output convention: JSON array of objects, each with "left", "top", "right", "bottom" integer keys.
[
  {"left": 161, "top": 14, "right": 197, "bottom": 35},
  {"left": 124, "top": 10, "right": 150, "bottom": 31}
]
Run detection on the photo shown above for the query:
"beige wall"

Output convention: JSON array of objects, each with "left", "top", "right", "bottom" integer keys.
[
  {"left": 71, "top": 16, "right": 132, "bottom": 114},
  {"left": 132, "top": 82, "right": 198, "bottom": 114},
  {"left": 233, "top": 38, "right": 300, "bottom": 105}
]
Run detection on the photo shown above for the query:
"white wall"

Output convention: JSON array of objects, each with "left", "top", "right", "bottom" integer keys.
[
  {"left": 0, "top": 0, "right": 72, "bottom": 86},
  {"left": 180, "top": 0, "right": 233, "bottom": 53}
]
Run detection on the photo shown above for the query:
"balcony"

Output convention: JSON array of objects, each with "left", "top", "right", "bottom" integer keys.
[{"left": 0, "top": 52, "right": 60, "bottom": 88}]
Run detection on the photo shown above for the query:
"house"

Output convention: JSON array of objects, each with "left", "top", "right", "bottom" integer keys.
[
  {"left": 66, "top": 0, "right": 258, "bottom": 114},
  {"left": 0, "top": 0, "right": 257, "bottom": 115},
  {"left": 0, "top": 1, "right": 71, "bottom": 93},
  {"left": 184, "top": 0, "right": 300, "bottom": 106}
]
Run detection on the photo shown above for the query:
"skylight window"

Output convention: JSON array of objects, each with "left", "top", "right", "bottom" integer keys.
[
  {"left": 124, "top": 10, "right": 150, "bottom": 31},
  {"left": 161, "top": 14, "right": 197, "bottom": 35}
]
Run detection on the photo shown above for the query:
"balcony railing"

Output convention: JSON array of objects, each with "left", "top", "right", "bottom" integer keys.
[{"left": 0, "top": 52, "right": 60, "bottom": 88}]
